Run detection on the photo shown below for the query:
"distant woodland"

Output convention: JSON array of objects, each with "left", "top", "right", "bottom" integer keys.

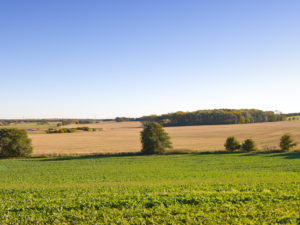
[{"left": 140, "top": 109, "right": 286, "bottom": 127}]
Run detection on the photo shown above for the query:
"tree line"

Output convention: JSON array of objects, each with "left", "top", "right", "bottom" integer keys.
[
  {"left": 115, "top": 117, "right": 140, "bottom": 122},
  {"left": 140, "top": 109, "right": 286, "bottom": 127}
]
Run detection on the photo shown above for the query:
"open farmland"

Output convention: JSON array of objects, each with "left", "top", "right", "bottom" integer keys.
[
  {"left": 1, "top": 153, "right": 300, "bottom": 223},
  {"left": 0, "top": 122, "right": 58, "bottom": 130},
  {"left": 26, "top": 121, "right": 300, "bottom": 156}
]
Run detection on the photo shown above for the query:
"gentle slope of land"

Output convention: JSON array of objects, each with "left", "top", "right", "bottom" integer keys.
[
  {"left": 22, "top": 120, "right": 300, "bottom": 156},
  {"left": 1, "top": 153, "right": 300, "bottom": 223}
]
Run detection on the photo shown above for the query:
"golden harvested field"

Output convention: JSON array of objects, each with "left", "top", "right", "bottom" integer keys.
[{"left": 27, "top": 121, "right": 300, "bottom": 156}]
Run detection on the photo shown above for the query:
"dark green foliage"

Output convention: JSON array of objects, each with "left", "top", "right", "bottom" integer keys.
[
  {"left": 141, "top": 122, "right": 173, "bottom": 154},
  {"left": 0, "top": 128, "right": 33, "bottom": 157},
  {"left": 77, "top": 127, "right": 90, "bottom": 131},
  {"left": 140, "top": 109, "right": 286, "bottom": 127},
  {"left": 1, "top": 182, "right": 300, "bottom": 224},
  {"left": 57, "top": 122, "right": 62, "bottom": 126},
  {"left": 241, "top": 138, "right": 258, "bottom": 152},
  {"left": 45, "top": 128, "right": 57, "bottom": 133},
  {"left": 116, "top": 117, "right": 136, "bottom": 122},
  {"left": 46, "top": 128, "right": 76, "bottom": 134},
  {"left": 280, "top": 133, "right": 297, "bottom": 151},
  {"left": 78, "top": 120, "right": 94, "bottom": 124},
  {"left": 224, "top": 136, "right": 241, "bottom": 151}
]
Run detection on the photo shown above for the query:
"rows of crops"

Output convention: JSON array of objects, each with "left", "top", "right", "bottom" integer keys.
[
  {"left": 1, "top": 182, "right": 300, "bottom": 224},
  {"left": 1, "top": 153, "right": 300, "bottom": 187},
  {"left": 1, "top": 153, "right": 300, "bottom": 223}
]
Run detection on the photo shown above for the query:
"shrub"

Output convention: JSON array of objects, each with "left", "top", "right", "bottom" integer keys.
[
  {"left": 92, "top": 128, "right": 97, "bottom": 131},
  {"left": 140, "top": 122, "right": 173, "bottom": 154},
  {"left": 0, "top": 128, "right": 33, "bottom": 157},
  {"left": 45, "top": 128, "right": 57, "bottom": 133},
  {"left": 57, "top": 122, "right": 62, "bottom": 127},
  {"left": 224, "top": 136, "right": 240, "bottom": 151},
  {"left": 69, "top": 128, "right": 76, "bottom": 133},
  {"left": 83, "top": 127, "right": 90, "bottom": 131},
  {"left": 241, "top": 138, "right": 258, "bottom": 152},
  {"left": 58, "top": 129, "right": 65, "bottom": 133},
  {"left": 279, "top": 133, "right": 297, "bottom": 151}
]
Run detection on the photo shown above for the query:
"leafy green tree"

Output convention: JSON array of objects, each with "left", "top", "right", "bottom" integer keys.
[
  {"left": 57, "top": 122, "right": 62, "bottom": 126},
  {"left": 280, "top": 133, "right": 297, "bottom": 151},
  {"left": 241, "top": 138, "right": 258, "bottom": 152},
  {"left": 224, "top": 136, "right": 241, "bottom": 151},
  {"left": 140, "top": 122, "right": 173, "bottom": 154},
  {"left": 0, "top": 128, "right": 33, "bottom": 157}
]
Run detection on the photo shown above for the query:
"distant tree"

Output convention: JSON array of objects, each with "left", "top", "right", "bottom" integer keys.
[
  {"left": 241, "top": 138, "right": 258, "bottom": 152},
  {"left": 292, "top": 117, "right": 296, "bottom": 120},
  {"left": 280, "top": 133, "right": 297, "bottom": 151},
  {"left": 57, "top": 122, "right": 62, "bottom": 126},
  {"left": 0, "top": 128, "right": 33, "bottom": 157},
  {"left": 58, "top": 129, "right": 65, "bottom": 133},
  {"left": 140, "top": 122, "right": 173, "bottom": 154},
  {"left": 116, "top": 117, "right": 124, "bottom": 122},
  {"left": 83, "top": 127, "right": 90, "bottom": 131},
  {"left": 62, "top": 120, "right": 73, "bottom": 125},
  {"left": 224, "top": 136, "right": 241, "bottom": 151}
]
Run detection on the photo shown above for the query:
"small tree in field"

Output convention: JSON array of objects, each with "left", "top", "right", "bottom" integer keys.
[
  {"left": 241, "top": 138, "right": 258, "bottom": 152},
  {"left": 224, "top": 136, "right": 241, "bottom": 151},
  {"left": 280, "top": 133, "right": 297, "bottom": 151},
  {"left": 140, "top": 122, "right": 173, "bottom": 154},
  {"left": 0, "top": 128, "right": 33, "bottom": 157},
  {"left": 57, "top": 122, "right": 62, "bottom": 126}
]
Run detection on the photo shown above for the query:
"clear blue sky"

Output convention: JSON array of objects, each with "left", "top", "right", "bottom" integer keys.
[{"left": 1, "top": 0, "right": 299, "bottom": 119}]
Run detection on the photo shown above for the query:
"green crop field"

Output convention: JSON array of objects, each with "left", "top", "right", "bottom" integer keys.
[{"left": 1, "top": 152, "right": 300, "bottom": 223}]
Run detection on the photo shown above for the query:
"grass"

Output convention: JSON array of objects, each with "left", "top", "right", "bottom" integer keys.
[
  {"left": 1, "top": 152, "right": 300, "bottom": 188},
  {"left": 1, "top": 153, "right": 300, "bottom": 223},
  {"left": 22, "top": 120, "right": 300, "bottom": 156}
]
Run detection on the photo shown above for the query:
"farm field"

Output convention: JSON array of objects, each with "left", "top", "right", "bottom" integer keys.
[
  {"left": 1, "top": 153, "right": 300, "bottom": 223},
  {"left": 0, "top": 122, "right": 58, "bottom": 130},
  {"left": 23, "top": 120, "right": 300, "bottom": 156}
]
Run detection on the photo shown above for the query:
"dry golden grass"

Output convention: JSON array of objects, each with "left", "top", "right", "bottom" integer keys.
[{"left": 28, "top": 121, "right": 300, "bottom": 156}]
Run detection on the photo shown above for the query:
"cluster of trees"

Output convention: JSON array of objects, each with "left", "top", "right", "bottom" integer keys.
[
  {"left": 115, "top": 117, "right": 139, "bottom": 122},
  {"left": 46, "top": 127, "right": 91, "bottom": 134},
  {"left": 45, "top": 128, "right": 77, "bottom": 134},
  {"left": 140, "top": 109, "right": 286, "bottom": 127},
  {"left": 224, "top": 133, "right": 297, "bottom": 152}
]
